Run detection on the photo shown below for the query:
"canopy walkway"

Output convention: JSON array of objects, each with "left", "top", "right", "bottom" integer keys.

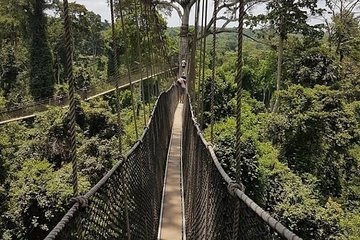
[
  {"left": 24, "top": 0, "right": 302, "bottom": 238},
  {"left": 0, "top": 66, "right": 176, "bottom": 125},
  {"left": 44, "top": 84, "right": 301, "bottom": 240}
]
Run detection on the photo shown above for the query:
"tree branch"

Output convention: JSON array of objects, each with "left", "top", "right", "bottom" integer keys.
[
  {"left": 196, "top": 27, "right": 276, "bottom": 49},
  {"left": 189, "top": 0, "right": 198, "bottom": 8},
  {"left": 154, "top": 0, "right": 183, "bottom": 19}
]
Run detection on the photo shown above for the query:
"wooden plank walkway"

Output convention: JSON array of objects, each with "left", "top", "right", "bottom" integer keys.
[{"left": 158, "top": 103, "right": 185, "bottom": 240}]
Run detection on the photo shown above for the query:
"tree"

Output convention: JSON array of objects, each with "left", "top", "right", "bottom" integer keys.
[
  {"left": 154, "top": 0, "right": 244, "bottom": 84},
  {"left": 325, "top": 0, "right": 360, "bottom": 62},
  {"left": 249, "top": 0, "right": 323, "bottom": 112},
  {"left": 0, "top": 46, "right": 18, "bottom": 97},
  {"left": 27, "top": 0, "right": 55, "bottom": 99}
]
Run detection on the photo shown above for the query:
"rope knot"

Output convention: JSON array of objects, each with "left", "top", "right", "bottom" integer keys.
[
  {"left": 227, "top": 181, "right": 245, "bottom": 197},
  {"left": 70, "top": 196, "right": 88, "bottom": 207}
]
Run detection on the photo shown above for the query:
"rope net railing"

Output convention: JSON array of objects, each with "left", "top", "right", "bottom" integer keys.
[
  {"left": 182, "top": 95, "right": 302, "bottom": 240},
  {"left": 0, "top": 65, "right": 176, "bottom": 123},
  {"left": 44, "top": 84, "right": 179, "bottom": 240}
]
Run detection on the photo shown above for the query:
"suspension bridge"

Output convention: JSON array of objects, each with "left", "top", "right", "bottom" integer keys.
[{"left": 0, "top": 0, "right": 305, "bottom": 239}]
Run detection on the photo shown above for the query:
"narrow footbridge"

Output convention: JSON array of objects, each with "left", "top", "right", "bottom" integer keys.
[{"left": 45, "top": 85, "right": 302, "bottom": 240}]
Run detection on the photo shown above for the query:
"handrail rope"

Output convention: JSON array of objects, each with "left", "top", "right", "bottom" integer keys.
[
  {"left": 199, "top": 0, "right": 208, "bottom": 130},
  {"left": 62, "top": 0, "right": 78, "bottom": 198},
  {"left": 118, "top": 0, "right": 139, "bottom": 139},
  {"left": 185, "top": 95, "right": 303, "bottom": 240},
  {"left": 133, "top": 0, "right": 147, "bottom": 127},
  {"left": 110, "top": 0, "right": 124, "bottom": 155}
]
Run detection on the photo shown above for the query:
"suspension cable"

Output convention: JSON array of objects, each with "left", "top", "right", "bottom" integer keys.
[
  {"left": 139, "top": 3, "right": 152, "bottom": 114},
  {"left": 148, "top": 5, "right": 160, "bottom": 96},
  {"left": 210, "top": 0, "right": 218, "bottom": 143},
  {"left": 188, "top": 0, "right": 200, "bottom": 100},
  {"left": 151, "top": 7, "right": 165, "bottom": 92},
  {"left": 62, "top": 0, "right": 78, "bottom": 197},
  {"left": 118, "top": 0, "right": 139, "bottom": 139},
  {"left": 236, "top": 0, "right": 245, "bottom": 184},
  {"left": 151, "top": 6, "right": 174, "bottom": 89},
  {"left": 110, "top": 0, "right": 123, "bottom": 155},
  {"left": 233, "top": 1, "right": 245, "bottom": 238},
  {"left": 197, "top": 0, "right": 205, "bottom": 117},
  {"left": 200, "top": 0, "right": 209, "bottom": 129},
  {"left": 133, "top": 0, "right": 147, "bottom": 127},
  {"left": 144, "top": 3, "right": 155, "bottom": 107}
]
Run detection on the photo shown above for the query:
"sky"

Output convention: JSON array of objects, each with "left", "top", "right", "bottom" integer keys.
[
  {"left": 74, "top": 0, "right": 328, "bottom": 27},
  {"left": 73, "top": 0, "right": 262, "bottom": 26}
]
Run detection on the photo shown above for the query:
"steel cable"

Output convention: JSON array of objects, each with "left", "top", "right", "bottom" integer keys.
[
  {"left": 133, "top": 0, "right": 147, "bottom": 127},
  {"left": 110, "top": 0, "right": 123, "bottom": 155},
  {"left": 118, "top": 0, "right": 139, "bottom": 139}
]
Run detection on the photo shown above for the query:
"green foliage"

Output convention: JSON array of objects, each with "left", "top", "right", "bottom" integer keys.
[
  {"left": 206, "top": 95, "right": 345, "bottom": 239},
  {"left": 284, "top": 38, "right": 340, "bottom": 88},
  {"left": 0, "top": 92, "right": 149, "bottom": 238},
  {"left": 268, "top": 85, "right": 359, "bottom": 198},
  {"left": 249, "top": 0, "right": 323, "bottom": 40},
  {"left": 197, "top": 19, "right": 360, "bottom": 237},
  {"left": 4, "top": 161, "right": 88, "bottom": 240}
]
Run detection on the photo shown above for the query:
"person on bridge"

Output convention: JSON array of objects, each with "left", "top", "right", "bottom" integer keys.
[{"left": 176, "top": 75, "right": 187, "bottom": 103}]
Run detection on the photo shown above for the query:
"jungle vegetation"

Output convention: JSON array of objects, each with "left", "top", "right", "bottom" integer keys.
[{"left": 0, "top": 0, "right": 359, "bottom": 239}]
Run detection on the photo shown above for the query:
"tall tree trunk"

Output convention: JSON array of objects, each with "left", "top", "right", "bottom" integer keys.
[
  {"left": 179, "top": 5, "right": 190, "bottom": 77},
  {"left": 272, "top": 36, "right": 284, "bottom": 113},
  {"left": 29, "top": 0, "right": 54, "bottom": 99},
  {"left": 188, "top": 1, "right": 200, "bottom": 99}
]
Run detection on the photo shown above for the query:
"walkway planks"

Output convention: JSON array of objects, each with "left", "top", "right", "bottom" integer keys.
[{"left": 158, "top": 103, "right": 185, "bottom": 240}]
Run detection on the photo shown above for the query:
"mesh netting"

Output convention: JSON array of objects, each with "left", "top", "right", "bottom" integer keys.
[
  {"left": 182, "top": 96, "right": 301, "bottom": 240},
  {"left": 45, "top": 84, "right": 179, "bottom": 240},
  {"left": 46, "top": 84, "right": 302, "bottom": 240}
]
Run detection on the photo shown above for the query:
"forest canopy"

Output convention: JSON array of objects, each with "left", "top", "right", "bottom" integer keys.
[{"left": 0, "top": 0, "right": 359, "bottom": 239}]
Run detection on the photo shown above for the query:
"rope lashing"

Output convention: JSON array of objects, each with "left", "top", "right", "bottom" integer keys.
[
  {"left": 110, "top": 0, "right": 123, "bottom": 155},
  {"left": 227, "top": 180, "right": 245, "bottom": 197},
  {"left": 70, "top": 196, "right": 89, "bottom": 207},
  {"left": 62, "top": 0, "right": 78, "bottom": 197}
]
